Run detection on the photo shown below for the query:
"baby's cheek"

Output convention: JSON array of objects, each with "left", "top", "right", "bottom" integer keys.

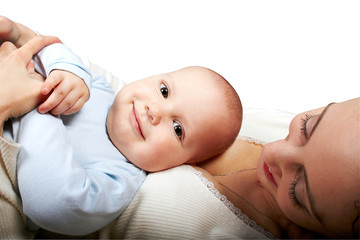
[{"left": 125, "top": 143, "right": 163, "bottom": 171}]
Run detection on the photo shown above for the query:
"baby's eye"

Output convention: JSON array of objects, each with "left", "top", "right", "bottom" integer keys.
[
  {"left": 160, "top": 83, "right": 168, "bottom": 98},
  {"left": 173, "top": 121, "right": 183, "bottom": 139}
]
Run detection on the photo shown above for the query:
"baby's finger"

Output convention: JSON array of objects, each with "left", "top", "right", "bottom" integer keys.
[
  {"left": 49, "top": 91, "right": 79, "bottom": 115},
  {"left": 61, "top": 97, "right": 85, "bottom": 115},
  {"left": 37, "top": 89, "right": 65, "bottom": 114},
  {"left": 41, "top": 73, "right": 62, "bottom": 95}
]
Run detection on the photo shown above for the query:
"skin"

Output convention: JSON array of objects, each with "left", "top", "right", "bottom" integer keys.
[
  {"left": 0, "top": 17, "right": 36, "bottom": 48},
  {"left": 107, "top": 66, "right": 235, "bottom": 172},
  {"left": 200, "top": 97, "right": 360, "bottom": 238}
]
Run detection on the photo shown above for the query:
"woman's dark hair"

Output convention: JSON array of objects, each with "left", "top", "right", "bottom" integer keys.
[{"left": 352, "top": 201, "right": 359, "bottom": 238}]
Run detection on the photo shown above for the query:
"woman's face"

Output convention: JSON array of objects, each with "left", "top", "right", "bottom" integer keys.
[{"left": 257, "top": 98, "right": 360, "bottom": 238}]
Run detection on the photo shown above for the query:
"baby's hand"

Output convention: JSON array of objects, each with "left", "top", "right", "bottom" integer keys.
[{"left": 38, "top": 70, "right": 90, "bottom": 115}]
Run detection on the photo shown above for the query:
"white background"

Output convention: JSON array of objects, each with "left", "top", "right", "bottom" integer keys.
[{"left": 2, "top": 0, "right": 359, "bottom": 114}]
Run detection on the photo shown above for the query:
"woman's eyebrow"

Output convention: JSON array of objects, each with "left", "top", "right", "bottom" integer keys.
[{"left": 309, "top": 102, "right": 336, "bottom": 139}]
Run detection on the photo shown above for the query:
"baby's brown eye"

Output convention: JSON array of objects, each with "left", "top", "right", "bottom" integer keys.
[
  {"left": 173, "top": 122, "right": 182, "bottom": 139},
  {"left": 160, "top": 83, "right": 168, "bottom": 98}
]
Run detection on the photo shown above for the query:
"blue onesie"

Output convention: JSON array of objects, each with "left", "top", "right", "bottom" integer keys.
[{"left": 3, "top": 43, "right": 146, "bottom": 235}]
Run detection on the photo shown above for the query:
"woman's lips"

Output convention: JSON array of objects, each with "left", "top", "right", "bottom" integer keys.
[
  {"left": 264, "top": 162, "right": 278, "bottom": 187},
  {"left": 131, "top": 104, "right": 145, "bottom": 139}
]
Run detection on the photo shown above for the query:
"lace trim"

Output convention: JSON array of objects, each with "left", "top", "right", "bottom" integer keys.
[
  {"left": 237, "top": 135, "right": 267, "bottom": 146},
  {"left": 190, "top": 136, "right": 273, "bottom": 239},
  {"left": 191, "top": 167, "right": 273, "bottom": 238}
]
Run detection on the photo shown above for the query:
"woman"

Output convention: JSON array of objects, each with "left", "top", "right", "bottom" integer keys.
[{"left": 1, "top": 20, "right": 359, "bottom": 239}]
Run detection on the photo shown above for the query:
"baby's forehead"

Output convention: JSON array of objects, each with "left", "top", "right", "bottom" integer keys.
[
  {"left": 170, "top": 66, "right": 217, "bottom": 79},
  {"left": 188, "top": 100, "right": 231, "bottom": 133},
  {"left": 171, "top": 71, "right": 222, "bottom": 93}
]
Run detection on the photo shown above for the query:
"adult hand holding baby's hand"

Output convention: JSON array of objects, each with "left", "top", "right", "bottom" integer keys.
[{"left": 0, "top": 35, "right": 60, "bottom": 135}]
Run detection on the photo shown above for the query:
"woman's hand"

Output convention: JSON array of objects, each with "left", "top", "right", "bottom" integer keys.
[
  {"left": 0, "top": 35, "right": 60, "bottom": 136},
  {"left": 0, "top": 16, "right": 37, "bottom": 48}
]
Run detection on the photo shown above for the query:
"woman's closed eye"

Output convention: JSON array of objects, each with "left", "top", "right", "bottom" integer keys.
[
  {"left": 289, "top": 178, "right": 303, "bottom": 211},
  {"left": 299, "top": 104, "right": 334, "bottom": 141},
  {"left": 300, "top": 112, "right": 320, "bottom": 140},
  {"left": 300, "top": 113, "right": 315, "bottom": 139},
  {"left": 288, "top": 175, "right": 310, "bottom": 214}
]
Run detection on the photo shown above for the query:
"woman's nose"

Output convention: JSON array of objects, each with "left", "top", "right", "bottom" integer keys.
[
  {"left": 145, "top": 102, "right": 163, "bottom": 125},
  {"left": 262, "top": 139, "right": 300, "bottom": 180},
  {"left": 261, "top": 141, "right": 284, "bottom": 179}
]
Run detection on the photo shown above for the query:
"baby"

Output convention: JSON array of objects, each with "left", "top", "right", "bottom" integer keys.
[{"left": 0, "top": 17, "right": 242, "bottom": 235}]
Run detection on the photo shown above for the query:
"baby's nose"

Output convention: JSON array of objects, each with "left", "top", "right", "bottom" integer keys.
[{"left": 145, "top": 103, "right": 162, "bottom": 125}]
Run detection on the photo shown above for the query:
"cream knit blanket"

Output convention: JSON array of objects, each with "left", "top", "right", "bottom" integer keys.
[{"left": 0, "top": 136, "right": 34, "bottom": 239}]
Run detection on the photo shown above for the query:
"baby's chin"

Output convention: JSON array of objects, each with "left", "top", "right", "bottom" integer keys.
[
  {"left": 127, "top": 157, "right": 178, "bottom": 173},
  {"left": 129, "top": 159, "right": 158, "bottom": 172}
]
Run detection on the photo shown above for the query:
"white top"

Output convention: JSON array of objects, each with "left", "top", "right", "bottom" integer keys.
[{"left": 97, "top": 164, "right": 273, "bottom": 239}]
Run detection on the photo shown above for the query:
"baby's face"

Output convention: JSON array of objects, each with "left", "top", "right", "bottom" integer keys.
[{"left": 107, "top": 67, "right": 232, "bottom": 172}]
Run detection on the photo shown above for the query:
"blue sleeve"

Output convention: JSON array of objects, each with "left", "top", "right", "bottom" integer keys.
[{"left": 33, "top": 43, "right": 91, "bottom": 90}]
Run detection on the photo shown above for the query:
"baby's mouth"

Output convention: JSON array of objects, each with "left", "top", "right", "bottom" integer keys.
[{"left": 132, "top": 104, "right": 145, "bottom": 139}]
